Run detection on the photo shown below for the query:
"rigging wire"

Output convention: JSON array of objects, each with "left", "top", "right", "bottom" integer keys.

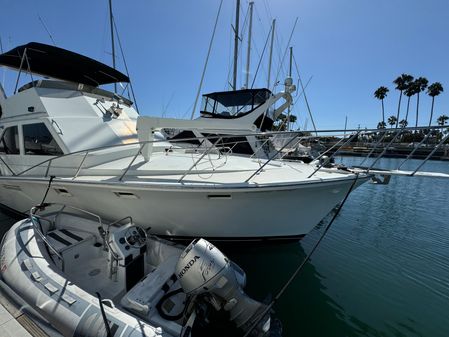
[
  {"left": 112, "top": 17, "right": 140, "bottom": 114},
  {"left": 272, "top": 17, "right": 298, "bottom": 92},
  {"left": 37, "top": 15, "right": 57, "bottom": 46},
  {"left": 253, "top": 5, "right": 270, "bottom": 84},
  {"left": 243, "top": 173, "right": 361, "bottom": 337},
  {"left": 250, "top": 24, "right": 272, "bottom": 89},
  {"left": 293, "top": 53, "right": 317, "bottom": 134},
  {"left": 190, "top": 0, "right": 224, "bottom": 120}
]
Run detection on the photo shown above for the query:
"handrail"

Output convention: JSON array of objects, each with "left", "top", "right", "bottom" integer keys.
[
  {"left": 119, "top": 143, "right": 145, "bottom": 181},
  {"left": 367, "top": 128, "right": 403, "bottom": 171},
  {"left": 0, "top": 156, "right": 16, "bottom": 175},
  {"left": 12, "top": 125, "right": 446, "bottom": 177},
  {"left": 397, "top": 132, "right": 433, "bottom": 170},
  {"left": 72, "top": 150, "right": 89, "bottom": 179},
  {"left": 245, "top": 131, "right": 301, "bottom": 182},
  {"left": 2, "top": 125, "right": 447, "bottom": 185},
  {"left": 411, "top": 133, "right": 449, "bottom": 176},
  {"left": 307, "top": 131, "right": 361, "bottom": 179},
  {"left": 30, "top": 207, "right": 65, "bottom": 272},
  {"left": 358, "top": 130, "right": 389, "bottom": 167}
]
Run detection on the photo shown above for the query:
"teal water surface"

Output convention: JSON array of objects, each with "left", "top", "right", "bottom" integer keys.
[
  {"left": 1, "top": 157, "right": 448, "bottom": 337},
  {"left": 227, "top": 157, "right": 449, "bottom": 337}
]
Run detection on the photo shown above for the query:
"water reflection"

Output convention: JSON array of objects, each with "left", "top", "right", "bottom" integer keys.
[{"left": 224, "top": 242, "right": 362, "bottom": 337}]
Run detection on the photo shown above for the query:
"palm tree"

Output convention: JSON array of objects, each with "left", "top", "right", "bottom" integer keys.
[
  {"left": 377, "top": 121, "right": 386, "bottom": 129},
  {"left": 414, "top": 77, "right": 429, "bottom": 128},
  {"left": 393, "top": 74, "right": 414, "bottom": 127},
  {"left": 374, "top": 86, "right": 389, "bottom": 124},
  {"left": 427, "top": 82, "right": 444, "bottom": 127},
  {"left": 404, "top": 81, "right": 417, "bottom": 124},
  {"left": 437, "top": 114, "right": 449, "bottom": 126},
  {"left": 388, "top": 115, "right": 397, "bottom": 128},
  {"left": 399, "top": 119, "right": 408, "bottom": 128}
]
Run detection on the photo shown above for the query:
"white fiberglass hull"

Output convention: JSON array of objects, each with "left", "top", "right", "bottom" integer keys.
[{"left": 0, "top": 175, "right": 368, "bottom": 241}]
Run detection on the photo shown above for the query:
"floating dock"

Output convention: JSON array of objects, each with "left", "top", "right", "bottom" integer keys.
[{"left": 0, "top": 288, "right": 48, "bottom": 337}]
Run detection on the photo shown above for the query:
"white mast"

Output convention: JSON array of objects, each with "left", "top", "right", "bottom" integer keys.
[
  {"left": 232, "top": 0, "right": 240, "bottom": 90},
  {"left": 244, "top": 1, "right": 254, "bottom": 89},
  {"left": 267, "top": 19, "right": 276, "bottom": 89}
]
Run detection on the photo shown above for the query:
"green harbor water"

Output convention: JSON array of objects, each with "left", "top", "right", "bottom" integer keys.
[
  {"left": 227, "top": 157, "right": 449, "bottom": 337},
  {"left": 0, "top": 157, "right": 448, "bottom": 337}
]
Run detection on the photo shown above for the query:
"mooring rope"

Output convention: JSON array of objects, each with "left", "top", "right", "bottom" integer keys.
[{"left": 243, "top": 173, "right": 360, "bottom": 337}]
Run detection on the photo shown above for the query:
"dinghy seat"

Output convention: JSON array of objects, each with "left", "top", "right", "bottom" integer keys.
[
  {"left": 121, "top": 254, "right": 180, "bottom": 319},
  {"left": 46, "top": 229, "right": 95, "bottom": 254}
]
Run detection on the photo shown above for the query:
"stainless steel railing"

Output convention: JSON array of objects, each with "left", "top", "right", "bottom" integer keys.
[{"left": 1, "top": 125, "right": 448, "bottom": 183}]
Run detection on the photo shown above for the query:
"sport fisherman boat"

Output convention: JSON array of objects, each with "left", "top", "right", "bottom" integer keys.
[
  {"left": 0, "top": 42, "right": 370, "bottom": 242},
  {"left": 0, "top": 203, "right": 278, "bottom": 336}
]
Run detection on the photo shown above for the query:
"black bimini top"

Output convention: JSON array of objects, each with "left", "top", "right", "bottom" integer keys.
[
  {"left": 203, "top": 88, "right": 272, "bottom": 107},
  {"left": 0, "top": 42, "right": 129, "bottom": 86}
]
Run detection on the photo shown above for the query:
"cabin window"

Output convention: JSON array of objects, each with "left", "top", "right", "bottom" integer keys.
[
  {"left": 0, "top": 126, "right": 20, "bottom": 154},
  {"left": 23, "top": 123, "right": 63, "bottom": 156}
]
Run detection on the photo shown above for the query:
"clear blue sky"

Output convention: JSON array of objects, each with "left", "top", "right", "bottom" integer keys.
[{"left": 1, "top": 0, "right": 448, "bottom": 130}]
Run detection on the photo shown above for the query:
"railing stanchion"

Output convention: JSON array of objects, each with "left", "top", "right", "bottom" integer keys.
[
  {"left": 368, "top": 128, "right": 403, "bottom": 171},
  {"left": 245, "top": 132, "right": 300, "bottom": 182},
  {"left": 0, "top": 156, "right": 16, "bottom": 175},
  {"left": 308, "top": 131, "right": 361, "bottom": 179},
  {"left": 397, "top": 132, "right": 432, "bottom": 170},
  {"left": 119, "top": 143, "right": 145, "bottom": 181},
  {"left": 73, "top": 151, "right": 89, "bottom": 180},
  {"left": 44, "top": 160, "right": 52, "bottom": 177},
  {"left": 411, "top": 133, "right": 449, "bottom": 176}
]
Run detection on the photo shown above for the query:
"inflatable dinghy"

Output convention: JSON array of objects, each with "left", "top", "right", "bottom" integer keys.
[{"left": 0, "top": 203, "right": 278, "bottom": 337}]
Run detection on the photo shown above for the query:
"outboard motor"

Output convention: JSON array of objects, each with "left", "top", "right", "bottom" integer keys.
[{"left": 176, "top": 239, "right": 272, "bottom": 336}]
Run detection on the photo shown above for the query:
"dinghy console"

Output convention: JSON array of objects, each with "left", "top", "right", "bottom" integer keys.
[{"left": 104, "top": 222, "right": 148, "bottom": 291}]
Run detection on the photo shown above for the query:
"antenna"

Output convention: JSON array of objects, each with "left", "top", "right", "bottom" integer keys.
[
  {"left": 38, "top": 15, "right": 56, "bottom": 46},
  {"left": 108, "top": 0, "right": 117, "bottom": 93}
]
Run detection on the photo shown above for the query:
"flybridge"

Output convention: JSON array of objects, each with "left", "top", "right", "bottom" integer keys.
[{"left": 0, "top": 42, "right": 129, "bottom": 86}]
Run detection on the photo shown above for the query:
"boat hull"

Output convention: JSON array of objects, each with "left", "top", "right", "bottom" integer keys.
[
  {"left": 0, "top": 220, "right": 165, "bottom": 337},
  {"left": 0, "top": 175, "right": 369, "bottom": 241}
]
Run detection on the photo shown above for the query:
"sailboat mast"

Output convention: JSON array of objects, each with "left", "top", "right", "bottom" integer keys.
[
  {"left": 244, "top": 1, "right": 254, "bottom": 89},
  {"left": 267, "top": 19, "right": 275, "bottom": 89},
  {"left": 232, "top": 0, "right": 240, "bottom": 90},
  {"left": 287, "top": 46, "right": 293, "bottom": 130},
  {"left": 108, "top": 0, "right": 116, "bottom": 93}
]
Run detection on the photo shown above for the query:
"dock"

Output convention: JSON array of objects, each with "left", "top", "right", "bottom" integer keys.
[{"left": 0, "top": 287, "right": 49, "bottom": 337}]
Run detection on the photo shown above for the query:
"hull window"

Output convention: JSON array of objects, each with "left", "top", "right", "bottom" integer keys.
[
  {"left": 0, "top": 126, "right": 19, "bottom": 154},
  {"left": 23, "top": 123, "right": 63, "bottom": 156}
]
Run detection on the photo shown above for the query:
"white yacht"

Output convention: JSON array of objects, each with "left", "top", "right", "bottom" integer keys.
[{"left": 0, "top": 42, "right": 370, "bottom": 242}]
